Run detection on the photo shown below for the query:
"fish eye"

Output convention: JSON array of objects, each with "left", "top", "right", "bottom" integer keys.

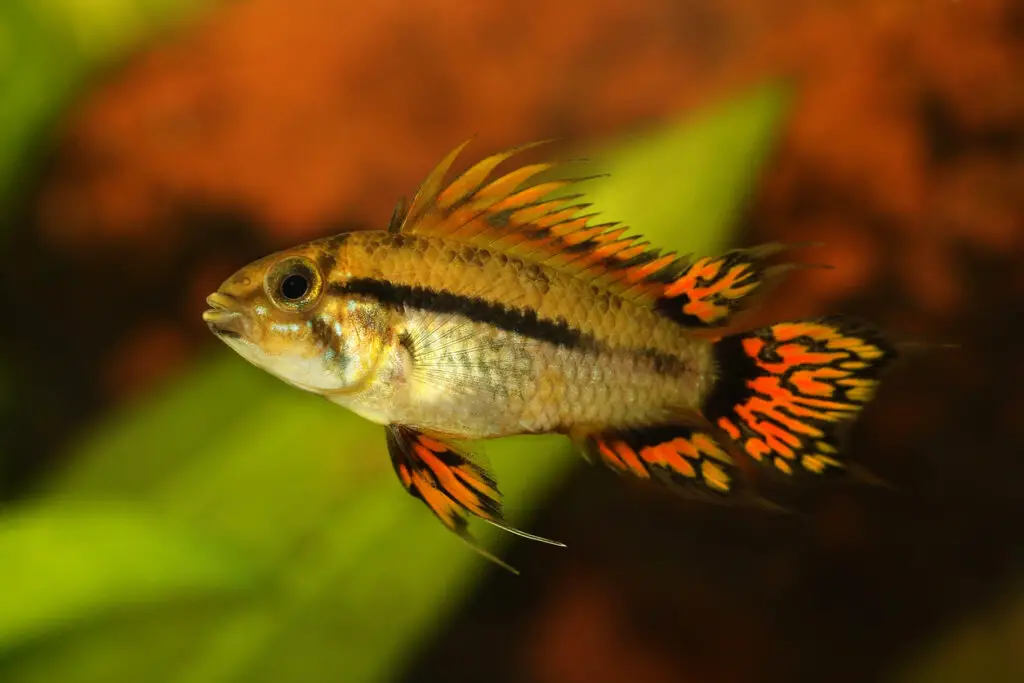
[
  {"left": 266, "top": 257, "right": 323, "bottom": 311},
  {"left": 280, "top": 273, "right": 310, "bottom": 301}
]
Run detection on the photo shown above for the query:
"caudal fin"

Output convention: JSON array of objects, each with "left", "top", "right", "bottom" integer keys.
[{"left": 704, "top": 316, "right": 897, "bottom": 479}]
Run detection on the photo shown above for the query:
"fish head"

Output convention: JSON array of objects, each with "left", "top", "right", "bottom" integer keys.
[{"left": 203, "top": 241, "right": 389, "bottom": 394}]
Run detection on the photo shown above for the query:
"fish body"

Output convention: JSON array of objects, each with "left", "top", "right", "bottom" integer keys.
[
  {"left": 313, "top": 231, "right": 708, "bottom": 437},
  {"left": 204, "top": 141, "right": 896, "bottom": 568}
]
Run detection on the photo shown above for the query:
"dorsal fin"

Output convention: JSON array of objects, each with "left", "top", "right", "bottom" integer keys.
[
  {"left": 395, "top": 141, "right": 798, "bottom": 324},
  {"left": 396, "top": 140, "right": 673, "bottom": 304}
]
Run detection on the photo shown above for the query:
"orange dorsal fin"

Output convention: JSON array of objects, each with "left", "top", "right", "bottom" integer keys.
[
  {"left": 395, "top": 140, "right": 676, "bottom": 304},
  {"left": 395, "top": 141, "right": 805, "bottom": 322}
]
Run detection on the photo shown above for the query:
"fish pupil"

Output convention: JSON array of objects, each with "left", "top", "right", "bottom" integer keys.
[{"left": 281, "top": 273, "right": 310, "bottom": 300}]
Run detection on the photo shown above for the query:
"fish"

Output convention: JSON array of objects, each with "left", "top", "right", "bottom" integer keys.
[{"left": 203, "top": 140, "right": 897, "bottom": 571}]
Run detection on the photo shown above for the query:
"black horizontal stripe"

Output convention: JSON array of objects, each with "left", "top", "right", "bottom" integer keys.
[
  {"left": 330, "top": 278, "right": 692, "bottom": 375},
  {"left": 330, "top": 278, "right": 588, "bottom": 349}
]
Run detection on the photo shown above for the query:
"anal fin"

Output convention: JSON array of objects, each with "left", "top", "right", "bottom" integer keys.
[
  {"left": 385, "top": 425, "right": 563, "bottom": 574},
  {"left": 578, "top": 424, "right": 740, "bottom": 502}
]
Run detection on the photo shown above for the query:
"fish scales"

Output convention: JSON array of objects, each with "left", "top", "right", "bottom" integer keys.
[{"left": 321, "top": 231, "right": 714, "bottom": 438}]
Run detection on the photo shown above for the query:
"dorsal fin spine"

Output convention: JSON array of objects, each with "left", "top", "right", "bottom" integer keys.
[
  {"left": 534, "top": 202, "right": 589, "bottom": 228},
  {"left": 508, "top": 198, "right": 572, "bottom": 227},
  {"left": 626, "top": 252, "right": 677, "bottom": 283},
  {"left": 402, "top": 140, "right": 471, "bottom": 230},
  {"left": 475, "top": 163, "right": 554, "bottom": 204}
]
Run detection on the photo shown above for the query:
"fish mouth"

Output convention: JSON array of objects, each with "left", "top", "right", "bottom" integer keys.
[{"left": 203, "top": 293, "right": 245, "bottom": 340}]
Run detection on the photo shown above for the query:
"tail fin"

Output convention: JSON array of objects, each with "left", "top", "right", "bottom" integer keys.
[{"left": 703, "top": 316, "right": 897, "bottom": 479}]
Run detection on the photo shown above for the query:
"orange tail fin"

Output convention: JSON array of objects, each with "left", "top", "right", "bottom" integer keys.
[{"left": 703, "top": 316, "right": 897, "bottom": 479}]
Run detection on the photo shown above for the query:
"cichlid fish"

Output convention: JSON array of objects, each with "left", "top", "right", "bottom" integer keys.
[{"left": 203, "top": 141, "right": 896, "bottom": 569}]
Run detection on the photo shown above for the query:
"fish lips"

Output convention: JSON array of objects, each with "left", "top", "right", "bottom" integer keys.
[{"left": 203, "top": 293, "right": 246, "bottom": 340}]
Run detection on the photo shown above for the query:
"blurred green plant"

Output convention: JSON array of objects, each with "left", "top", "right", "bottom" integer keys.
[
  {"left": 0, "top": 0, "right": 207, "bottom": 223},
  {"left": 0, "top": 79, "right": 788, "bottom": 681},
  {"left": 0, "top": 502, "right": 261, "bottom": 653}
]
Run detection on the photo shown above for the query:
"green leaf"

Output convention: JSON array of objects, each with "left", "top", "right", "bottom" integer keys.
[
  {"left": 4, "top": 84, "right": 789, "bottom": 683},
  {"left": 0, "top": 501, "right": 260, "bottom": 654},
  {"left": 569, "top": 82, "right": 789, "bottom": 248}
]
